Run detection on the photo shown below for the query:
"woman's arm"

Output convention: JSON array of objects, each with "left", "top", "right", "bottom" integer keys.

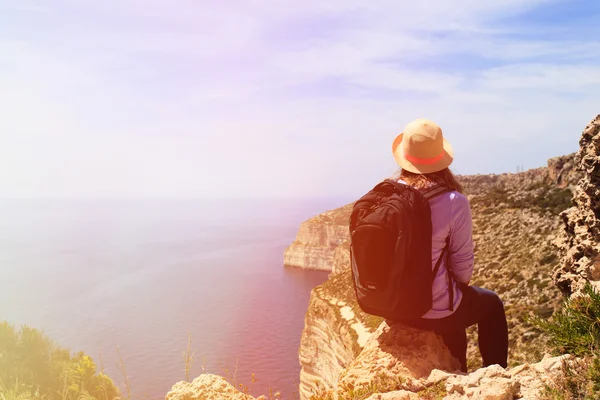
[{"left": 448, "top": 193, "right": 475, "bottom": 284}]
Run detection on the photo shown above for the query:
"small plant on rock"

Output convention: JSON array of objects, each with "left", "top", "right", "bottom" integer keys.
[
  {"left": 532, "top": 283, "right": 600, "bottom": 399},
  {"left": 533, "top": 283, "right": 600, "bottom": 356}
]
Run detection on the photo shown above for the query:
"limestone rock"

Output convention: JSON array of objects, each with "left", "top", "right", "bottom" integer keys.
[
  {"left": 298, "top": 282, "right": 365, "bottom": 399},
  {"left": 165, "top": 374, "right": 261, "bottom": 400},
  {"left": 331, "top": 241, "right": 351, "bottom": 275},
  {"left": 283, "top": 205, "right": 352, "bottom": 271},
  {"left": 329, "top": 326, "right": 572, "bottom": 399},
  {"left": 336, "top": 321, "right": 461, "bottom": 394},
  {"left": 553, "top": 115, "right": 600, "bottom": 295},
  {"left": 548, "top": 154, "right": 581, "bottom": 189},
  {"left": 443, "top": 365, "right": 519, "bottom": 399},
  {"left": 416, "top": 355, "right": 571, "bottom": 400},
  {"left": 167, "top": 356, "right": 574, "bottom": 400},
  {"left": 509, "top": 355, "right": 572, "bottom": 399}
]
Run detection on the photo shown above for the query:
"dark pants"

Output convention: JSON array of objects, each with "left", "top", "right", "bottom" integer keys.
[{"left": 401, "top": 285, "right": 508, "bottom": 373}]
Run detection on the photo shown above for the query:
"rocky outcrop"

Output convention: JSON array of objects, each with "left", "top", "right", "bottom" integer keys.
[
  {"left": 312, "top": 321, "right": 575, "bottom": 399},
  {"left": 458, "top": 152, "right": 580, "bottom": 197},
  {"left": 166, "top": 374, "right": 261, "bottom": 400},
  {"left": 547, "top": 154, "right": 581, "bottom": 189},
  {"left": 361, "top": 354, "right": 572, "bottom": 400},
  {"left": 553, "top": 115, "right": 600, "bottom": 296},
  {"left": 458, "top": 167, "right": 548, "bottom": 197},
  {"left": 305, "top": 321, "right": 574, "bottom": 400},
  {"left": 283, "top": 205, "right": 352, "bottom": 271},
  {"left": 167, "top": 328, "right": 575, "bottom": 400},
  {"left": 298, "top": 271, "right": 372, "bottom": 399},
  {"left": 331, "top": 241, "right": 351, "bottom": 275},
  {"left": 336, "top": 322, "right": 461, "bottom": 392},
  {"left": 287, "top": 208, "right": 356, "bottom": 398}
]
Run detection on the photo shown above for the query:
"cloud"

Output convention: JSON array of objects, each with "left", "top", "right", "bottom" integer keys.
[
  {"left": 480, "top": 64, "right": 600, "bottom": 90},
  {"left": 0, "top": 0, "right": 597, "bottom": 198},
  {"left": 0, "top": 0, "right": 47, "bottom": 13}
]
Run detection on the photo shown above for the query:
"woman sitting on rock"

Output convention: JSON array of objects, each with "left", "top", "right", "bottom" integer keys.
[{"left": 391, "top": 118, "right": 508, "bottom": 372}]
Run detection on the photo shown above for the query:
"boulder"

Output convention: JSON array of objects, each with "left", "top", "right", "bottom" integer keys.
[{"left": 165, "top": 374, "right": 261, "bottom": 400}]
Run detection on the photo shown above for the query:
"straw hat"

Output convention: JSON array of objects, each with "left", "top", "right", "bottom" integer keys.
[{"left": 392, "top": 118, "right": 454, "bottom": 174}]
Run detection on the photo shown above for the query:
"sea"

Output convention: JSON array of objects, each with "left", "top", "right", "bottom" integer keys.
[{"left": 0, "top": 197, "right": 352, "bottom": 399}]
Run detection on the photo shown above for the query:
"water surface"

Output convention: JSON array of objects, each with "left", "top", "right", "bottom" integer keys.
[{"left": 0, "top": 197, "right": 350, "bottom": 398}]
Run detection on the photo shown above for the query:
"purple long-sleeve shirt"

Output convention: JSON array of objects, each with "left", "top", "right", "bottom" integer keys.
[
  {"left": 396, "top": 180, "right": 475, "bottom": 319},
  {"left": 422, "top": 189, "right": 475, "bottom": 319}
]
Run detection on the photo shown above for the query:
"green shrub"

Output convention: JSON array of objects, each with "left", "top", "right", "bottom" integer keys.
[
  {"left": 529, "top": 283, "right": 600, "bottom": 399},
  {"left": 0, "top": 321, "right": 119, "bottom": 400},
  {"left": 533, "top": 283, "right": 600, "bottom": 356},
  {"left": 473, "top": 183, "right": 573, "bottom": 215},
  {"left": 535, "top": 188, "right": 573, "bottom": 215},
  {"left": 475, "top": 186, "right": 511, "bottom": 207},
  {"left": 517, "top": 187, "right": 573, "bottom": 215}
]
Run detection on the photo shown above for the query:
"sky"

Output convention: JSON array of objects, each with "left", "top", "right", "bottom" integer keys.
[{"left": 1, "top": 0, "right": 599, "bottom": 199}]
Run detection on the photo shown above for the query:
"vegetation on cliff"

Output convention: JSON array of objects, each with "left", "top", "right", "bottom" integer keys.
[
  {"left": 0, "top": 321, "right": 119, "bottom": 400},
  {"left": 465, "top": 182, "right": 569, "bottom": 369},
  {"left": 532, "top": 284, "right": 600, "bottom": 399},
  {"left": 473, "top": 182, "right": 573, "bottom": 216},
  {"left": 536, "top": 283, "right": 600, "bottom": 356}
]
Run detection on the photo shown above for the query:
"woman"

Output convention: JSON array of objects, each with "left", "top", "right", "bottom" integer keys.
[{"left": 391, "top": 118, "right": 508, "bottom": 373}]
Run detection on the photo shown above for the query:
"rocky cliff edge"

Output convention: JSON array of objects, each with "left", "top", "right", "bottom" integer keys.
[
  {"left": 553, "top": 115, "right": 600, "bottom": 296},
  {"left": 165, "top": 323, "right": 574, "bottom": 400}
]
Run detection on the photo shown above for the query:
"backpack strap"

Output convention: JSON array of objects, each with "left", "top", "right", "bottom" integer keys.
[
  {"left": 431, "top": 236, "right": 456, "bottom": 312},
  {"left": 431, "top": 238, "right": 448, "bottom": 279},
  {"left": 382, "top": 178, "right": 409, "bottom": 193},
  {"left": 445, "top": 237, "right": 456, "bottom": 312},
  {"left": 421, "top": 184, "right": 453, "bottom": 200}
]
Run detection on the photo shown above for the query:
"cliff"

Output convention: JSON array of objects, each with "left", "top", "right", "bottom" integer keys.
[
  {"left": 298, "top": 276, "right": 363, "bottom": 398},
  {"left": 283, "top": 204, "right": 353, "bottom": 271}
]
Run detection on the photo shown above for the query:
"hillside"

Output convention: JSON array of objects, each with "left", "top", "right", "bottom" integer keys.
[{"left": 462, "top": 159, "right": 578, "bottom": 369}]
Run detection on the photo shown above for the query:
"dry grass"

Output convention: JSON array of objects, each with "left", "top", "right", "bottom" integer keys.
[
  {"left": 183, "top": 332, "right": 195, "bottom": 382},
  {"left": 116, "top": 346, "right": 131, "bottom": 400},
  {"left": 540, "top": 355, "right": 600, "bottom": 399}
]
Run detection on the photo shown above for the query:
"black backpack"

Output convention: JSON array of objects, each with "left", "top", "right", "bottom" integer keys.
[{"left": 349, "top": 179, "right": 454, "bottom": 320}]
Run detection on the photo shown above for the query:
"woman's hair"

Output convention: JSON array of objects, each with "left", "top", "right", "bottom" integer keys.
[{"left": 393, "top": 168, "right": 464, "bottom": 193}]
